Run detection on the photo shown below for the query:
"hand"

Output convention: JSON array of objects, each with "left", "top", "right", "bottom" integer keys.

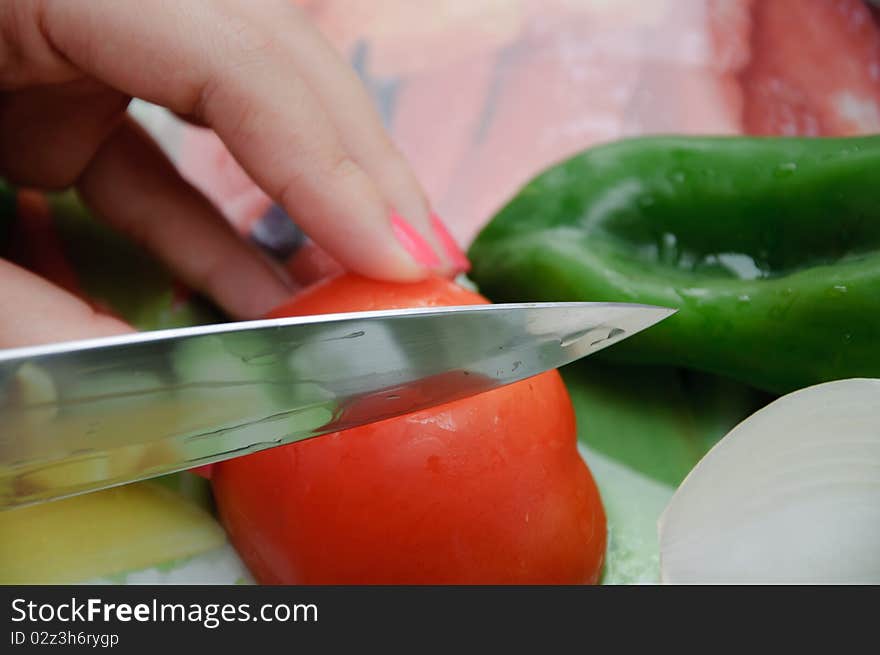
[{"left": 0, "top": 0, "right": 469, "bottom": 348}]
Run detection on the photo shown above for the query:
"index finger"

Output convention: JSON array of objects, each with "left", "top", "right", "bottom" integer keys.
[{"left": 38, "top": 0, "right": 432, "bottom": 281}]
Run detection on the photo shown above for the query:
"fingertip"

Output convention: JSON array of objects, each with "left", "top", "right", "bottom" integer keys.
[
  {"left": 430, "top": 212, "right": 471, "bottom": 275},
  {"left": 339, "top": 245, "right": 432, "bottom": 284},
  {"left": 321, "top": 210, "right": 466, "bottom": 284},
  {"left": 390, "top": 211, "right": 442, "bottom": 268}
]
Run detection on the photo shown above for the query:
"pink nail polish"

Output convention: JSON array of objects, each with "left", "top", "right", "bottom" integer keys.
[
  {"left": 391, "top": 212, "right": 441, "bottom": 267},
  {"left": 430, "top": 213, "right": 471, "bottom": 273}
]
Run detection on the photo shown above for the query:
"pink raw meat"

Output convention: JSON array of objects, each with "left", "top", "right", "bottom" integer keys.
[
  {"left": 172, "top": 0, "right": 880, "bottom": 257},
  {"left": 622, "top": 0, "right": 751, "bottom": 136},
  {"left": 392, "top": 53, "right": 499, "bottom": 221},
  {"left": 176, "top": 1, "right": 749, "bottom": 247},
  {"left": 304, "top": 0, "right": 526, "bottom": 77},
  {"left": 421, "top": 0, "right": 751, "bottom": 244},
  {"left": 435, "top": 13, "right": 641, "bottom": 242},
  {"left": 741, "top": 0, "right": 880, "bottom": 135}
]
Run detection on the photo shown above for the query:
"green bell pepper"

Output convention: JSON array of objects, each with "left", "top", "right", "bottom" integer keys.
[{"left": 469, "top": 135, "right": 880, "bottom": 393}]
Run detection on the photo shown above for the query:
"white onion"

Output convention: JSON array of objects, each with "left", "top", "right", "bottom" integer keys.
[{"left": 659, "top": 378, "right": 880, "bottom": 583}]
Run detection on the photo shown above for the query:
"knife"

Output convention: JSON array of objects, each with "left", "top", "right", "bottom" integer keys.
[{"left": 0, "top": 302, "right": 673, "bottom": 508}]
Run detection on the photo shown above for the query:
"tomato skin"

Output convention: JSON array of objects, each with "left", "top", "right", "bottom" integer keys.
[
  {"left": 213, "top": 274, "right": 606, "bottom": 584},
  {"left": 264, "top": 272, "right": 490, "bottom": 315}
]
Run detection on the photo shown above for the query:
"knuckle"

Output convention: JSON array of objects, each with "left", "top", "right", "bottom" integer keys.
[
  {"left": 195, "top": 75, "right": 256, "bottom": 138},
  {"left": 326, "top": 152, "right": 363, "bottom": 185},
  {"left": 192, "top": 74, "right": 221, "bottom": 124},
  {"left": 191, "top": 19, "right": 277, "bottom": 120},
  {"left": 276, "top": 151, "right": 362, "bottom": 215},
  {"left": 0, "top": 0, "right": 76, "bottom": 88}
]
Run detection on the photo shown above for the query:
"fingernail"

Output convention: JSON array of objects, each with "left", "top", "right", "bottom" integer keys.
[
  {"left": 391, "top": 212, "right": 441, "bottom": 267},
  {"left": 430, "top": 212, "right": 471, "bottom": 273}
]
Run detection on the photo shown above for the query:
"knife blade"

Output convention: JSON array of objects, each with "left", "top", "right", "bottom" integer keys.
[{"left": 0, "top": 302, "right": 673, "bottom": 507}]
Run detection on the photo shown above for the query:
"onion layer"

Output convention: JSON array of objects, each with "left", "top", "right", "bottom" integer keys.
[{"left": 659, "top": 379, "right": 880, "bottom": 583}]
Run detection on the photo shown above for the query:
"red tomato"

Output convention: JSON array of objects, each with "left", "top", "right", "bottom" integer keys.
[{"left": 212, "top": 274, "right": 606, "bottom": 584}]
